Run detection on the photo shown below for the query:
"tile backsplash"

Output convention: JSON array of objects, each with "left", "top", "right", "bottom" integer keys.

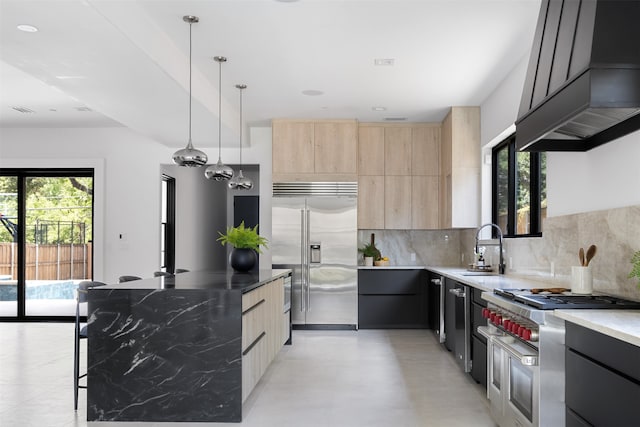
[{"left": 359, "top": 204, "right": 640, "bottom": 300}]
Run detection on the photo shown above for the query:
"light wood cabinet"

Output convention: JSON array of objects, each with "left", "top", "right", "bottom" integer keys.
[
  {"left": 358, "top": 175, "right": 385, "bottom": 229},
  {"left": 384, "top": 127, "right": 412, "bottom": 175},
  {"left": 272, "top": 121, "right": 315, "bottom": 175},
  {"left": 241, "top": 276, "right": 285, "bottom": 402},
  {"left": 384, "top": 176, "right": 412, "bottom": 229},
  {"left": 412, "top": 126, "right": 441, "bottom": 176},
  {"left": 440, "top": 107, "right": 480, "bottom": 229},
  {"left": 358, "top": 123, "right": 441, "bottom": 230},
  {"left": 272, "top": 119, "right": 357, "bottom": 182},
  {"left": 358, "top": 126, "right": 385, "bottom": 175}
]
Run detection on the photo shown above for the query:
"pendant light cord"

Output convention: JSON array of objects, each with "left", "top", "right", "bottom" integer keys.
[
  {"left": 218, "top": 59, "right": 222, "bottom": 162},
  {"left": 239, "top": 86, "right": 243, "bottom": 166},
  {"left": 188, "top": 20, "right": 193, "bottom": 148}
]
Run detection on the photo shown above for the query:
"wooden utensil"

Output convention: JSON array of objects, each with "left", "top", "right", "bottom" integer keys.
[
  {"left": 585, "top": 244, "right": 597, "bottom": 266},
  {"left": 579, "top": 247, "right": 585, "bottom": 266}
]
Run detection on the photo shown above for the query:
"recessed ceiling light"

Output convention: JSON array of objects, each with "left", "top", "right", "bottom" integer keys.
[
  {"left": 372, "top": 107, "right": 386, "bottom": 111},
  {"left": 17, "top": 24, "right": 38, "bottom": 32},
  {"left": 374, "top": 58, "right": 394, "bottom": 66},
  {"left": 302, "top": 90, "right": 323, "bottom": 96}
]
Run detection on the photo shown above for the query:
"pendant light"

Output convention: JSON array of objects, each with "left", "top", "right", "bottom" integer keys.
[
  {"left": 204, "top": 56, "right": 234, "bottom": 181},
  {"left": 229, "top": 84, "right": 253, "bottom": 190},
  {"left": 172, "top": 15, "right": 208, "bottom": 167}
]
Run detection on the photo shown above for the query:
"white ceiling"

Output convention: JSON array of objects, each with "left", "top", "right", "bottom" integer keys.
[{"left": 0, "top": 0, "right": 541, "bottom": 148}]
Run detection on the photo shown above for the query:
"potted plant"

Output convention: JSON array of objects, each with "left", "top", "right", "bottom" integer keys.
[
  {"left": 629, "top": 250, "right": 640, "bottom": 289},
  {"left": 359, "top": 234, "right": 381, "bottom": 266},
  {"left": 217, "top": 221, "right": 268, "bottom": 272}
]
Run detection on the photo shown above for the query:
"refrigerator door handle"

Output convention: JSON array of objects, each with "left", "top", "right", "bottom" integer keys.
[
  {"left": 300, "top": 209, "right": 306, "bottom": 312},
  {"left": 307, "top": 209, "right": 311, "bottom": 311}
]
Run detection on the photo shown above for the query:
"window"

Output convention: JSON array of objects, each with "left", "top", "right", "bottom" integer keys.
[
  {"left": 492, "top": 135, "right": 546, "bottom": 237},
  {"left": 0, "top": 169, "right": 94, "bottom": 320}
]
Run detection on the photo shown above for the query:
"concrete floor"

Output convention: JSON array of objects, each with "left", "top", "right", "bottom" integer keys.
[{"left": 0, "top": 324, "right": 496, "bottom": 427}]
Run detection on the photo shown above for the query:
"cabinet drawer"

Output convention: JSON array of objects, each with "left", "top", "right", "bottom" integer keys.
[
  {"left": 566, "top": 322, "right": 640, "bottom": 380},
  {"left": 358, "top": 270, "right": 422, "bottom": 295},
  {"left": 471, "top": 301, "right": 487, "bottom": 333},
  {"left": 242, "top": 331, "right": 268, "bottom": 402},
  {"left": 472, "top": 288, "right": 486, "bottom": 306},
  {"left": 242, "top": 298, "right": 266, "bottom": 352},
  {"left": 566, "top": 348, "right": 640, "bottom": 426},
  {"left": 358, "top": 294, "right": 422, "bottom": 328}
]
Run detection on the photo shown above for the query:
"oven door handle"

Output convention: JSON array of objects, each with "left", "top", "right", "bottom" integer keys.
[
  {"left": 492, "top": 335, "right": 539, "bottom": 367},
  {"left": 477, "top": 325, "right": 502, "bottom": 340}
]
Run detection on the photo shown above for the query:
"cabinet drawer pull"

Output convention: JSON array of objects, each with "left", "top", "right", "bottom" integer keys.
[
  {"left": 242, "top": 298, "right": 265, "bottom": 316},
  {"left": 243, "top": 331, "right": 266, "bottom": 356}
]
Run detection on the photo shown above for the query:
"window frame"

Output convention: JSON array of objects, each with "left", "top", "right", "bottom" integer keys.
[{"left": 491, "top": 135, "right": 545, "bottom": 238}]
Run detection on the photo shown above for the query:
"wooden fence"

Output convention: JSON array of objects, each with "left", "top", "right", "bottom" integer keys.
[{"left": 0, "top": 242, "right": 92, "bottom": 280}]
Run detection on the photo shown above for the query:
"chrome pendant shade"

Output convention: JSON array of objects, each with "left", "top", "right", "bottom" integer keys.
[
  {"left": 229, "top": 84, "right": 253, "bottom": 190},
  {"left": 172, "top": 15, "right": 208, "bottom": 167},
  {"left": 204, "top": 56, "right": 234, "bottom": 181}
]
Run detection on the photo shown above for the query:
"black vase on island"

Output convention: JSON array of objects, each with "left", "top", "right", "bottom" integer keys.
[{"left": 229, "top": 248, "right": 256, "bottom": 272}]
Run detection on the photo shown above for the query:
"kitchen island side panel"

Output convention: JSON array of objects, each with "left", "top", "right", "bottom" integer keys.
[{"left": 87, "top": 288, "right": 242, "bottom": 422}]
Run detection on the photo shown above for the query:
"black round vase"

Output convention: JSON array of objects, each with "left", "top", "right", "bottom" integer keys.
[{"left": 229, "top": 248, "right": 257, "bottom": 272}]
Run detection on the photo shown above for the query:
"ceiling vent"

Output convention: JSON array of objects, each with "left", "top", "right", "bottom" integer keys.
[
  {"left": 384, "top": 117, "right": 407, "bottom": 121},
  {"left": 12, "top": 106, "right": 35, "bottom": 113}
]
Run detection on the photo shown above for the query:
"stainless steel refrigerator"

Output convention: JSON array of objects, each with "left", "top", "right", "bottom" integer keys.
[{"left": 272, "top": 182, "right": 357, "bottom": 329}]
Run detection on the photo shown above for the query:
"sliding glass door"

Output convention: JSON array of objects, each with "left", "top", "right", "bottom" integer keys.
[{"left": 0, "top": 169, "right": 93, "bottom": 320}]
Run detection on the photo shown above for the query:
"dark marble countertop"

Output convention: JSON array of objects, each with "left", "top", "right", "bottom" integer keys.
[{"left": 95, "top": 269, "right": 291, "bottom": 293}]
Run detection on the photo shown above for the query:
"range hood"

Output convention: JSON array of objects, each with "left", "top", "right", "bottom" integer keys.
[{"left": 516, "top": 0, "right": 640, "bottom": 152}]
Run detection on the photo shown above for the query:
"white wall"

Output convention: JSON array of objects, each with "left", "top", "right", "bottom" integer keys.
[
  {"left": 547, "top": 131, "right": 640, "bottom": 216},
  {"left": 0, "top": 127, "right": 165, "bottom": 283}
]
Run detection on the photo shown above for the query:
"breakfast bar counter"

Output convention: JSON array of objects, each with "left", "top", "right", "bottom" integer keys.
[{"left": 87, "top": 269, "right": 291, "bottom": 422}]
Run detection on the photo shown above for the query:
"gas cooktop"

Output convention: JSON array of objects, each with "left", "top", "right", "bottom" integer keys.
[{"left": 494, "top": 288, "right": 640, "bottom": 310}]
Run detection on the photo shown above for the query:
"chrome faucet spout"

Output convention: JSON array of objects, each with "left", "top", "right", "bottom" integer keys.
[{"left": 475, "top": 223, "right": 505, "bottom": 274}]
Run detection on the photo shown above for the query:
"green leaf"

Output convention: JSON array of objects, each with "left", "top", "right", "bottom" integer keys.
[{"left": 217, "top": 221, "right": 268, "bottom": 253}]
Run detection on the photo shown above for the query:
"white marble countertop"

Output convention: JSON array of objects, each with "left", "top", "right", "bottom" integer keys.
[
  {"left": 424, "top": 266, "right": 552, "bottom": 292},
  {"left": 358, "top": 265, "right": 426, "bottom": 270},
  {"left": 554, "top": 310, "right": 640, "bottom": 347}
]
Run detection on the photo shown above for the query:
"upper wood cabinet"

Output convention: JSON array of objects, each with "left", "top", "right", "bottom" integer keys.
[
  {"left": 384, "top": 127, "right": 412, "bottom": 175},
  {"left": 272, "top": 121, "right": 314, "bottom": 175},
  {"left": 358, "top": 126, "right": 384, "bottom": 175},
  {"left": 357, "top": 175, "right": 385, "bottom": 229},
  {"left": 440, "top": 107, "right": 480, "bottom": 229},
  {"left": 272, "top": 119, "right": 357, "bottom": 182},
  {"left": 358, "top": 123, "right": 441, "bottom": 230}
]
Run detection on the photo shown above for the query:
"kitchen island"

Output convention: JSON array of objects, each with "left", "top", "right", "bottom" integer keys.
[{"left": 86, "top": 269, "right": 291, "bottom": 423}]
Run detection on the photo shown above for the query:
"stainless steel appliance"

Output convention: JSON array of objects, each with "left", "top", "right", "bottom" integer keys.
[
  {"left": 479, "top": 288, "right": 640, "bottom": 427},
  {"left": 272, "top": 182, "right": 357, "bottom": 329}
]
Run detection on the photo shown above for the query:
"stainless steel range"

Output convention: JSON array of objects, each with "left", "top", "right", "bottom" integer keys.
[{"left": 479, "top": 288, "right": 640, "bottom": 427}]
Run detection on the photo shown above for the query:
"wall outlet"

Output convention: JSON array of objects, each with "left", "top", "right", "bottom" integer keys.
[
  {"left": 509, "top": 256, "right": 513, "bottom": 269},
  {"left": 410, "top": 253, "right": 416, "bottom": 262},
  {"left": 550, "top": 261, "right": 555, "bottom": 277}
]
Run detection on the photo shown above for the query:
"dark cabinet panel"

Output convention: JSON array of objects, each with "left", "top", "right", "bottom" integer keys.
[
  {"left": 358, "top": 295, "right": 422, "bottom": 328},
  {"left": 471, "top": 334, "right": 487, "bottom": 388},
  {"left": 565, "top": 322, "right": 640, "bottom": 426},
  {"left": 357, "top": 269, "right": 427, "bottom": 329}
]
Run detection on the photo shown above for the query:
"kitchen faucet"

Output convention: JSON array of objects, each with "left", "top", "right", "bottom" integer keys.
[{"left": 475, "top": 223, "right": 505, "bottom": 274}]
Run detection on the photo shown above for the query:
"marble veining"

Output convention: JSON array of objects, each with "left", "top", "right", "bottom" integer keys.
[{"left": 87, "top": 288, "right": 242, "bottom": 422}]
